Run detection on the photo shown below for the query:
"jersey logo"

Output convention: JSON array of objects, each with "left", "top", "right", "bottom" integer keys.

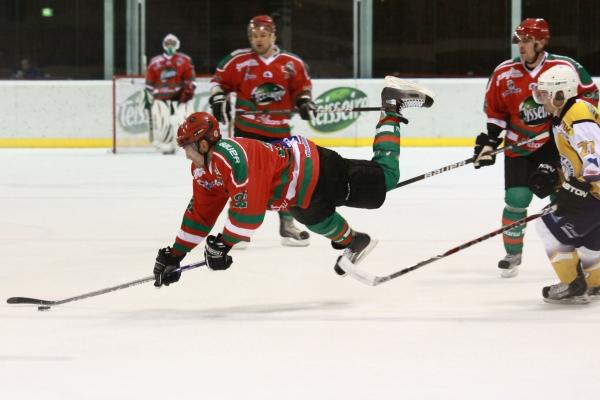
[
  {"left": 263, "top": 71, "right": 273, "bottom": 78},
  {"left": 193, "top": 167, "right": 224, "bottom": 190},
  {"left": 235, "top": 59, "right": 259, "bottom": 71},
  {"left": 502, "top": 80, "right": 522, "bottom": 97},
  {"left": 233, "top": 192, "right": 248, "bottom": 208},
  {"left": 160, "top": 68, "right": 177, "bottom": 81},
  {"left": 519, "top": 97, "right": 549, "bottom": 126},
  {"left": 251, "top": 83, "right": 286, "bottom": 105},
  {"left": 282, "top": 62, "right": 296, "bottom": 78}
]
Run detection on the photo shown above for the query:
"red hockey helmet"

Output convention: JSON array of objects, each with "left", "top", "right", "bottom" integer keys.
[
  {"left": 512, "top": 18, "right": 550, "bottom": 43},
  {"left": 247, "top": 15, "right": 276, "bottom": 36},
  {"left": 176, "top": 112, "right": 221, "bottom": 148}
]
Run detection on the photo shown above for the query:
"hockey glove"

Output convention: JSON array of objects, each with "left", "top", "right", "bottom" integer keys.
[
  {"left": 555, "top": 178, "right": 591, "bottom": 216},
  {"left": 153, "top": 247, "right": 186, "bottom": 287},
  {"left": 529, "top": 163, "right": 559, "bottom": 199},
  {"left": 295, "top": 96, "right": 317, "bottom": 121},
  {"left": 179, "top": 85, "right": 195, "bottom": 103},
  {"left": 473, "top": 133, "right": 502, "bottom": 169},
  {"left": 205, "top": 234, "right": 233, "bottom": 271},
  {"left": 209, "top": 92, "right": 231, "bottom": 124}
]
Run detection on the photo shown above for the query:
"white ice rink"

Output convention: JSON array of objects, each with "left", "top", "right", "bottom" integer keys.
[{"left": 1, "top": 146, "right": 598, "bottom": 400}]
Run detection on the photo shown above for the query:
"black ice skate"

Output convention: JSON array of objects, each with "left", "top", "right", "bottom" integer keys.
[
  {"left": 334, "top": 231, "right": 378, "bottom": 277},
  {"left": 498, "top": 253, "right": 522, "bottom": 278},
  {"left": 381, "top": 76, "right": 435, "bottom": 117},
  {"left": 279, "top": 217, "right": 310, "bottom": 247},
  {"left": 542, "top": 263, "right": 590, "bottom": 305}
]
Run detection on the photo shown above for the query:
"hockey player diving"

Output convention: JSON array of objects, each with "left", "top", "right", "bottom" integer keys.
[
  {"left": 152, "top": 78, "right": 434, "bottom": 287},
  {"left": 145, "top": 33, "right": 197, "bottom": 154}
]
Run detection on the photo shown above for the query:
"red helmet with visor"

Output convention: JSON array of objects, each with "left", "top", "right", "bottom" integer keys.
[
  {"left": 176, "top": 112, "right": 221, "bottom": 148},
  {"left": 512, "top": 18, "right": 550, "bottom": 43}
]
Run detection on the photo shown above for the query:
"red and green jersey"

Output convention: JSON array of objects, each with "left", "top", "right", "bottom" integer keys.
[
  {"left": 172, "top": 136, "right": 320, "bottom": 253},
  {"left": 484, "top": 52, "right": 598, "bottom": 158},
  {"left": 145, "top": 52, "right": 196, "bottom": 101},
  {"left": 211, "top": 46, "right": 312, "bottom": 139}
]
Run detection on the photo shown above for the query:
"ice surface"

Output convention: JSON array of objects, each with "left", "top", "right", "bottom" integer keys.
[{"left": 1, "top": 147, "right": 598, "bottom": 400}]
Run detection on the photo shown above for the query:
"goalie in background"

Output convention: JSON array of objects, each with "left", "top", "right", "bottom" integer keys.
[
  {"left": 152, "top": 78, "right": 435, "bottom": 287},
  {"left": 145, "top": 33, "right": 197, "bottom": 154}
]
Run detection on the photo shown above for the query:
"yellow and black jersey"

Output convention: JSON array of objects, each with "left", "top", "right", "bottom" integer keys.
[{"left": 552, "top": 99, "right": 600, "bottom": 199}]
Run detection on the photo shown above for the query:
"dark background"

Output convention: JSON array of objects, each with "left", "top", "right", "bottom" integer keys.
[{"left": 1, "top": 0, "right": 599, "bottom": 79}]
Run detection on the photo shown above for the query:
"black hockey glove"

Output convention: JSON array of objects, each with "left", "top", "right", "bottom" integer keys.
[
  {"left": 153, "top": 247, "right": 186, "bottom": 287},
  {"left": 209, "top": 92, "right": 231, "bottom": 124},
  {"left": 555, "top": 178, "right": 591, "bottom": 216},
  {"left": 529, "top": 163, "right": 559, "bottom": 199},
  {"left": 204, "top": 234, "right": 233, "bottom": 271},
  {"left": 295, "top": 96, "right": 317, "bottom": 121},
  {"left": 473, "top": 133, "right": 502, "bottom": 169}
]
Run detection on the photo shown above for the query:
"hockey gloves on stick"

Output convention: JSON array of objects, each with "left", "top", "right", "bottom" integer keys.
[
  {"left": 209, "top": 92, "right": 231, "bottom": 124},
  {"left": 529, "top": 163, "right": 559, "bottom": 199},
  {"left": 205, "top": 234, "right": 233, "bottom": 271},
  {"left": 555, "top": 178, "right": 591, "bottom": 216},
  {"left": 295, "top": 96, "right": 317, "bottom": 121},
  {"left": 473, "top": 133, "right": 502, "bottom": 169},
  {"left": 153, "top": 247, "right": 186, "bottom": 287}
]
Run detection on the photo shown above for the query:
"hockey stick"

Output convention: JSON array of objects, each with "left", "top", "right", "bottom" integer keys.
[
  {"left": 393, "top": 132, "right": 549, "bottom": 189},
  {"left": 6, "top": 260, "right": 206, "bottom": 310},
  {"left": 341, "top": 205, "right": 556, "bottom": 286},
  {"left": 236, "top": 106, "right": 382, "bottom": 116},
  {"left": 146, "top": 107, "right": 154, "bottom": 143}
]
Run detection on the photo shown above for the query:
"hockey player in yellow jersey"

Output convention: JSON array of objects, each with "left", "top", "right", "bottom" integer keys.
[{"left": 527, "top": 65, "right": 600, "bottom": 304}]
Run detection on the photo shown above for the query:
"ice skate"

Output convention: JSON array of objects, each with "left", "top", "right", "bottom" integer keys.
[
  {"left": 542, "top": 268, "right": 590, "bottom": 305},
  {"left": 334, "top": 231, "right": 378, "bottom": 277},
  {"left": 498, "top": 253, "right": 522, "bottom": 278},
  {"left": 381, "top": 76, "right": 435, "bottom": 114},
  {"left": 279, "top": 217, "right": 310, "bottom": 247}
]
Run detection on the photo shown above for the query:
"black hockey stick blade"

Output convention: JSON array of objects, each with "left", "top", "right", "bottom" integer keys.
[{"left": 7, "top": 297, "right": 55, "bottom": 305}]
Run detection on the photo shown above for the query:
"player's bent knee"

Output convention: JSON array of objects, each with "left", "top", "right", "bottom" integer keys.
[{"left": 505, "top": 186, "right": 533, "bottom": 209}]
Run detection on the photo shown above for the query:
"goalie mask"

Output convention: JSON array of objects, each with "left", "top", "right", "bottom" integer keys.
[
  {"left": 163, "top": 33, "right": 180, "bottom": 56},
  {"left": 177, "top": 112, "right": 221, "bottom": 149},
  {"left": 533, "top": 65, "right": 579, "bottom": 106}
]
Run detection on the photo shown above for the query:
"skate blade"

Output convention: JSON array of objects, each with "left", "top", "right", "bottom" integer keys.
[
  {"left": 500, "top": 266, "right": 519, "bottom": 278},
  {"left": 281, "top": 237, "right": 310, "bottom": 247},
  {"left": 543, "top": 294, "right": 591, "bottom": 305},
  {"left": 384, "top": 76, "right": 436, "bottom": 103}
]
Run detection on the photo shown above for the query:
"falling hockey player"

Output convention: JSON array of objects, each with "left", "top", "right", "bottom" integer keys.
[
  {"left": 145, "top": 34, "right": 197, "bottom": 154},
  {"left": 152, "top": 77, "right": 435, "bottom": 287},
  {"left": 527, "top": 65, "right": 600, "bottom": 304}
]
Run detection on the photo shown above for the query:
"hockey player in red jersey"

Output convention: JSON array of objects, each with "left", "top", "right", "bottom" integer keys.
[
  {"left": 473, "top": 18, "right": 598, "bottom": 278},
  {"left": 145, "top": 34, "right": 197, "bottom": 154},
  {"left": 208, "top": 15, "right": 317, "bottom": 247},
  {"left": 152, "top": 79, "right": 435, "bottom": 287}
]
